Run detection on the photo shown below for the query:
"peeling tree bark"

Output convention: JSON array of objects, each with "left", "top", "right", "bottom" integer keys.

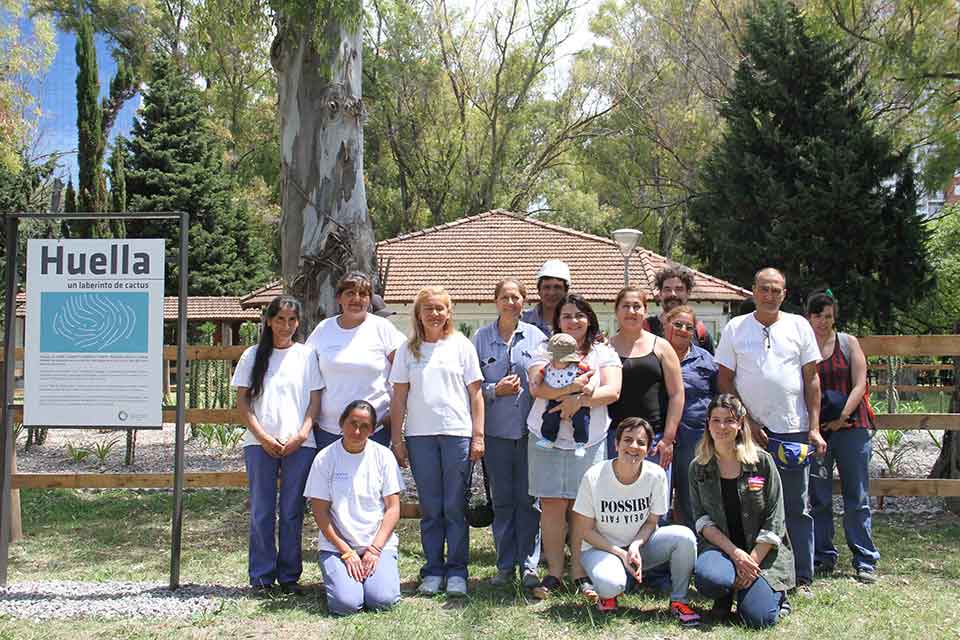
[{"left": 271, "top": 2, "right": 376, "bottom": 332}]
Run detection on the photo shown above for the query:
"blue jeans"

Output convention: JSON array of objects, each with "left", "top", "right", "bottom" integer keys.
[
  {"left": 314, "top": 425, "right": 391, "bottom": 450},
  {"left": 695, "top": 549, "right": 784, "bottom": 629},
  {"left": 610, "top": 430, "right": 674, "bottom": 588},
  {"left": 673, "top": 425, "right": 704, "bottom": 530},
  {"left": 766, "top": 430, "right": 814, "bottom": 584},
  {"left": 485, "top": 435, "right": 541, "bottom": 573},
  {"left": 319, "top": 549, "right": 401, "bottom": 615},
  {"left": 244, "top": 444, "right": 317, "bottom": 586},
  {"left": 810, "top": 428, "right": 879, "bottom": 572},
  {"left": 406, "top": 435, "right": 472, "bottom": 579}
]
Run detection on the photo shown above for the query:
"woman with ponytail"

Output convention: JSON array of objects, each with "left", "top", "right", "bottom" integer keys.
[{"left": 232, "top": 295, "right": 324, "bottom": 593}]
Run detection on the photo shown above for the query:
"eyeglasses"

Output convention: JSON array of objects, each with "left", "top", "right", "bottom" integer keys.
[
  {"left": 756, "top": 284, "right": 784, "bottom": 296},
  {"left": 671, "top": 321, "right": 695, "bottom": 332},
  {"left": 761, "top": 326, "right": 771, "bottom": 349}
]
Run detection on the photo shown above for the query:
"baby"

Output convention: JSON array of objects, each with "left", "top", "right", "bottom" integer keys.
[{"left": 537, "top": 332, "right": 594, "bottom": 457}]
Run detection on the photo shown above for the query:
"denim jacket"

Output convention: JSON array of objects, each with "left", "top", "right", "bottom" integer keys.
[{"left": 688, "top": 449, "right": 796, "bottom": 591}]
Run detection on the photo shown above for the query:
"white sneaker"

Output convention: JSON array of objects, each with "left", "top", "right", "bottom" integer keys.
[
  {"left": 535, "top": 438, "right": 555, "bottom": 449},
  {"left": 417, "top": 575, "right": 444, "bottom": 595},
  {"left": 574, "top": 445, "right": 587, "bottom": 458},
  {"left": 446, "top": 576, "right": 468, "bottom": 597}
]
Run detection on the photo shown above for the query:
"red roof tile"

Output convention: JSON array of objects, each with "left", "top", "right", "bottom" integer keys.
[
  {"left": 377, "top": 210, "right": 749, "bottom": 304},
  {"left": 16, "top": 295, "right": 260, "bottom": 321}
]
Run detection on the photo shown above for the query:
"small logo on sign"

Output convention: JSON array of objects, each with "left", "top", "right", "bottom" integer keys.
[{"left": 118, "top": 410, "right": 129, "bottom": 421}]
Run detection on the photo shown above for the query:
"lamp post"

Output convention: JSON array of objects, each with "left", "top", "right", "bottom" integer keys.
[{"left": 612, "top": 228, "right": 642, "bottom": 286}]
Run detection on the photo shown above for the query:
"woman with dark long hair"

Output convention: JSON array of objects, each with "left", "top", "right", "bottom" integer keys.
[
  {"left": 232, "top": 295, "right": 324, "bottom": 593},
  {"left": 525, "top": 293, "right": 622, "bottom": 599}
]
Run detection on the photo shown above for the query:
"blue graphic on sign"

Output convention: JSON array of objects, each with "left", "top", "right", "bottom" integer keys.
[{"left": 40, "top": 292, "right": 149, "bottom": 353}]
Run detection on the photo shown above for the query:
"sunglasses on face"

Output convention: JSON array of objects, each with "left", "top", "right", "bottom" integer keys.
[{"left": 671, "top": 321, "right": 695, "bottom": 332}]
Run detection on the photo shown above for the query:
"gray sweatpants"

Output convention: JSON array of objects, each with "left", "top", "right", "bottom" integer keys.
[{"left": 581, "top": 524, "right": 696, "bottom": 602}]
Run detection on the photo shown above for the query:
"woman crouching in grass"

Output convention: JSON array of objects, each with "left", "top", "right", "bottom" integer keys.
[
  {"left": 570, "top": 417, "right": 701, "bottom": 627},
  {"left": 304, "top": 400, "right": 405, "bottom": 615}
]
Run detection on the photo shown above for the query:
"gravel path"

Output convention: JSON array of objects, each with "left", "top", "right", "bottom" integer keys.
[{"left": 0, "top": 581, "right": 250, "bottom": 621}]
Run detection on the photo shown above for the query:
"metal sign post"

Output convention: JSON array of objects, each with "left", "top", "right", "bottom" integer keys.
[{"left": 0, "top": 211, "right": 188, "bottom": 589}]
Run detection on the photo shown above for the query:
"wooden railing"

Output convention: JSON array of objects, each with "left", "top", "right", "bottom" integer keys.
[{"left": 8, "top": 337, "right": 960, "bottom": 499}]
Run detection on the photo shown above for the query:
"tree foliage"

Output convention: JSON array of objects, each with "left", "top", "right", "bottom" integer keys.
[
  {"left": 75, "top": 12, "right": 104, "bottom": 217},
  {"left": 687, "top": 0, "right": 931, "bottom": 328},
  {"left": 0, "top": 1, "right": 56, "bottom": 172},
  {"left": 125, "top": 56, "right": 273, "bottom": 296}
]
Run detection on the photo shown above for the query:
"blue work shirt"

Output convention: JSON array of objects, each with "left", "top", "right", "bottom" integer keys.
[
  {"left": 679, "top": 344, "right": 718, "bottom": 431},
  {"left": 521, "top": 305, "right": 553, "bottom": 337},
  {"left": 472, "top": 320, "right": 548, "bottom": 439}
]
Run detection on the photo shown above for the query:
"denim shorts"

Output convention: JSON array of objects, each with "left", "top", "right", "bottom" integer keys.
[{"left": 527, "top": 436, "right": 605, "bottom": 499}]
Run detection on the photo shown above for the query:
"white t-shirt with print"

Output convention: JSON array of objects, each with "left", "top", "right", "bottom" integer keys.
[
  {"left": 231, "top": 342, "right": 325, "bottom": 448},
  {"left": 714, "top": 312, "right": 821, "bottom": 434},
  {"left": 389, "top": 332, "right": 484, "bottom": 437},
  {"left": 306, "top": 314, "right": 406, "bottom": 435},
  {"left": 526, "top": 343, "right": 622, "bottom": 448},
  {"left": 573, "top": 460, "right": 669, "bottom": 550},
  {"left": 303, "top": 440, "right": 405, "bottom": 552}
]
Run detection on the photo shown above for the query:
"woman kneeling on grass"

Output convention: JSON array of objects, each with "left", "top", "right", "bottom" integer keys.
[
  {"left": 689, "top": 394, "right": 794, "bottom": 628},
  {"left": 233, "top": 295, "right": 323, "bottom": 594},
  {"left": 570, "top": 417, "right": 701, "bottom": 627},
  {"left": 304, "top": 400, "right": 405, "bottom": 615}
]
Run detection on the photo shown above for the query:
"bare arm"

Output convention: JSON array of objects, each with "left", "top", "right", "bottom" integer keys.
[
  {"left": 528, "top": 363, "right": 592, "bottom": 400},
  {"left": 281, "top": 388, "right": 322, "bottom": 456},
  {"left": 371, "top": 493, "right": 401, "bottom": 551},
  {"left": 843, "top": 335, "right": 869, "bottom": 420},
  {"left": 236, "top": 387, "right": 282, "bottom": 457},
  {"left": 803, "top": 362, "right": 826, "bottom": 455},
  {"left": 390, "top": 383, "right": 410, "bottom": 467},
  {"left": 467, "top": 380, "right": 485, "bottom": 461}
]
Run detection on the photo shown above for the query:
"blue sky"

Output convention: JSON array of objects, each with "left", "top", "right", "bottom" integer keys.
[{"left": 32, "top": 29, "right": 139, "bottom": 184}]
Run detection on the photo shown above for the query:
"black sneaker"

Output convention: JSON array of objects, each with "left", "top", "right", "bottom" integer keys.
[
  {"left": 855, "top": 568, "right": 878, "bottom": 584},
  {"left": 279, "top": 582, "right": 305, "bottom": 596},
  {"left": 814, "top": 561, "right": 836, "bottom": 577}
]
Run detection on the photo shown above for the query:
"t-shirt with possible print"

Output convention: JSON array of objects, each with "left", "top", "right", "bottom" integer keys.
[{"left": 572, "top": 459, "right": 669, "bottom": 550}]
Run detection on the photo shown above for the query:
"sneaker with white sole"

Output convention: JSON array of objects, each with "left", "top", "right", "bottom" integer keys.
[
  {"left": 417, "top": 575, "right": 444, "bottom": 595},
  {"left": 446, "top": 576, "right": 468, "bottom": 597}
]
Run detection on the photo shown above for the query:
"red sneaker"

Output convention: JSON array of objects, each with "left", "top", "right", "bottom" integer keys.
[
  {"left": 671, "top": 601, "right": 702, "bottom": 627},
  {"left": 596, "top": 596, "right": 618, "bottom": 613}
]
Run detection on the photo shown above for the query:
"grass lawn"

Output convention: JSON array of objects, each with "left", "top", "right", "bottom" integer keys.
[{"left": 2, "top": 488, "right": 959, "bottom": 639}]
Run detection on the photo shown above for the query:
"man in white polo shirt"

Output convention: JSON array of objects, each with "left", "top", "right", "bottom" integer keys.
[{"left": 715, "top": 267, "right": 826, "bottom": 594}]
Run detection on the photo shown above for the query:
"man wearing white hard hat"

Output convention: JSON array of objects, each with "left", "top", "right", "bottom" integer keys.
[{"left": 522, "top": 260, "right": 571, "bottom": 336}]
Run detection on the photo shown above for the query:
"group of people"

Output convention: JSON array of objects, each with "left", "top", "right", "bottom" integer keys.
[{"left": 230, "top": 260, "right": 879, "bottom": 628}]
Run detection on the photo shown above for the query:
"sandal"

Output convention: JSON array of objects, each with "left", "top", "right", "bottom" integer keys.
[
  {"left": 573, "top": 577, "right": 599, "bottom": 604},
  {"left": 531, "top": 574, "right": 564, "bottom": 600}
]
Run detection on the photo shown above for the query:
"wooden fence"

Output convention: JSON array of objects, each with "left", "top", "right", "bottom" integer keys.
[{"left": 6, "top": 336, "right": 960, "bottom": 501}]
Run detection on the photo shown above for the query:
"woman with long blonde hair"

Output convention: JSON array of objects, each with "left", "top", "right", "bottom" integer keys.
[
  {"left": 688, "top": 394, "right": 794, "bottom": 628},
  {"left": 389, "top": 286, "right": 484, "bottom": 597}
]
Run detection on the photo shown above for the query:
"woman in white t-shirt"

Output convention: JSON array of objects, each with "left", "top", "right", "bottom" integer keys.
[
  {"left": 306, "top": 272, "right": 407, "bottom": 449},
  {"left": 570, "top": 417, "right": 700, "bottom": 626},
  {"left": 231, "top": 295, "right": 323, "bottom": 593},
  {"left": 525, "top": 293, "right": 622, "bottom": 599},
  {"left": 304, "top": 400, "right": 405, "bottom": 615},
  {"left": 389, "top": 286, "right": 484, "bottom": 597}
]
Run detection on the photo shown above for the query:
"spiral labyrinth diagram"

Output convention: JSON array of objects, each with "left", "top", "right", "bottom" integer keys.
[{"left": 51, "top": 293, "right": 140, "bottom": 351}]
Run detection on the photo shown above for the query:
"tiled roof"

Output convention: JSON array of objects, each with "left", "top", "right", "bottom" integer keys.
[
  {"left": 15, "top": 294, "right": 260, "bottom": 321},
  {"left": 239, "top": 279, "right": 282, "bottom": 309},
  {"left": 237, "top": 210, "right": 750, "bottom": 306},
  {"left": 377, "top": 210, "right": 750, "bottom": 304}
]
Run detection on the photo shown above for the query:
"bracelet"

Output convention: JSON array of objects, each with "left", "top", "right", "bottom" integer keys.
[
  {"left": 367, "top": 546, "right": 381, "bottom": 557},
  {"left": 341, "top": 549, "right": 358, "bottom": 561}
]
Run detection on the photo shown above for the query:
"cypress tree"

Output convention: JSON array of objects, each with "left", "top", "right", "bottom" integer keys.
[
  {"left": 74, "top": 12, "right": 108, "bottom": 236},
  {"left": 63, "top": 179, "right": 77, "bottom": 213},
  {"left": 107, "top": 136, "right": 127, "bottom": 237},
  {"left": 686, "top": 0, "right": 930, "bottom": 329},
  {"left": 125, "top": 56, "right": 272, "bottom": 295}
]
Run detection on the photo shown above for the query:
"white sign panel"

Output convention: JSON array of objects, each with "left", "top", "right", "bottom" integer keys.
[{"left": 24, "top": 239, "right": 165, "bottom": 427}]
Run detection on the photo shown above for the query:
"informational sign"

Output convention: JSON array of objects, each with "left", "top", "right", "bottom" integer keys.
[{"left": 23, "top": 239, "right": 165, "bottom": 427}]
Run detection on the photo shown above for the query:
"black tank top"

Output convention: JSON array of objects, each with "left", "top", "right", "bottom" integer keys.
[{"left": 608, "top": 338, "right": 666, "bottom": 434}]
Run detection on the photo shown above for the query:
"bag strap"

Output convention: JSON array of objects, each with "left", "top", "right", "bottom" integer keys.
[{"left": 467, "top": 459, "right": 493, "bottom": 504}]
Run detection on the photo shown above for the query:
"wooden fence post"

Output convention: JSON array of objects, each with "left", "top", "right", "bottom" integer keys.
[{"left": 929, "top": 324, "right": 960, "bottom": 514}]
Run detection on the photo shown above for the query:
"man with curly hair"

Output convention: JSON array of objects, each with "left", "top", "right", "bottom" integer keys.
[{"left": 645, "top": 265, "right": 714, "bottom": 354}]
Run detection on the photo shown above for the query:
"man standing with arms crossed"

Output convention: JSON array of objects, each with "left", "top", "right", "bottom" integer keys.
[
  {"left": 522, "top": 260, "right": 571, "bottom": 337},
  {"left": 715, "top": 267, "right": 826, "bottom": 596}
]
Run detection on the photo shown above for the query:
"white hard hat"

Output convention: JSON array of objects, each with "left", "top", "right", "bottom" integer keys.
[{"left": 537, "top": 259, "right": 571, "bottom": 285}]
